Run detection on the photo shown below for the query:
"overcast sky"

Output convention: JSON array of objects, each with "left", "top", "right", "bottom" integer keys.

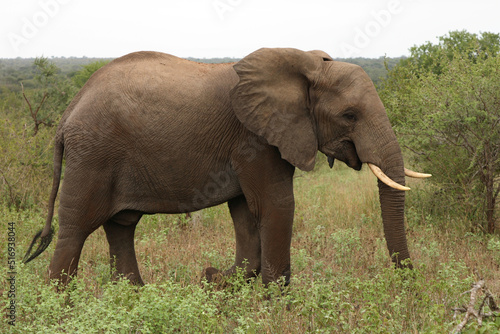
[{"left": 2, "top": 0, "right": 499, "bottom": 59}]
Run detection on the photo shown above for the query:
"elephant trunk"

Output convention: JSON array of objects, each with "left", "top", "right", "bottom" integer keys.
[
  {"left": 353, "top": 103, "right": 412, "bottom": 269},
  {"left": 379, "top": 181, "right": 412, "bottom": 268},
  {"left": 376, "top": 143, "right": 412, "bottom": 269}
]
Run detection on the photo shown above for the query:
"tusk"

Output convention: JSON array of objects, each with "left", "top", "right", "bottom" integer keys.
[
  {"left": 368, "top": 163, "right": 411, "bottom": 191},
  {"left": 404, "top": 168, "right": 432, "bottom": 178}
]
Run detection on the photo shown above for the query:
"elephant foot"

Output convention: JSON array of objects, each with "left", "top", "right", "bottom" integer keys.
[
  {"left": 203, "top": 267, "right": 224, "bottom": 283},
  {"left": 121, "top": 272, "right": 145, "bottom": 286},
  {"left": 204, "top": 266, "right": 218, "bottom": 281},
  {"left": 204, "top": 266, "right": 243, "bottom": 290}
]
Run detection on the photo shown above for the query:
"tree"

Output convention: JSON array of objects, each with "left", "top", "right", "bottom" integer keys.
[
  {"left": 22, "top": 57, "right": 77, "bottom": 135},
  {"left": 71, "top": 60, "right": 110, "bottom": 88},
  {"left": 380, "top": 31, "right": 500, "bottom": 233}
]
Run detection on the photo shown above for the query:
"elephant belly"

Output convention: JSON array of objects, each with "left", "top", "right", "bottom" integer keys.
[{"left": 118, "top": 161, "right": 243, "bottom": 214}]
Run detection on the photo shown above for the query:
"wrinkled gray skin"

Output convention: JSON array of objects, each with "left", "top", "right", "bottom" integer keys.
[{"left": 26, "top": 48, "right": 411, "bottom": 286}]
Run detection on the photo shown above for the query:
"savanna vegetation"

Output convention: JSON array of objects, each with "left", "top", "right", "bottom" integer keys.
[
  {"left": 1, "top": 31, "right": 499, "bottom": 333},
  {"left": 380, "top": 30, "right": 500, "bottom": 235}
]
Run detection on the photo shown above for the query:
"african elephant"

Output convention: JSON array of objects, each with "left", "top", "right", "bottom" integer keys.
[{"left": 24, "top": 48, "right": 429, "bottom": 286}]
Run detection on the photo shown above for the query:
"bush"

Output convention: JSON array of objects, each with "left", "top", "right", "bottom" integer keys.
[
  {"left": 71, "top": 60, "right": 110, "bottom": 89},
  {"left": 380, "top": 31, "right": 500, "bottom": 233},
  {"left": 0, "top": 117, "right": 55, "bottom": 209}
]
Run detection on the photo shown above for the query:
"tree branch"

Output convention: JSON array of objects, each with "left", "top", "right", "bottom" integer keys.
[
  {"left": 21, "top": 82, "right": 50, "bottom": 135},
  {"left": 494, "top": 179, "right": 500, "bottom": 201},
  {"left": 34, "top": 92, "right": 48, "bottom": 121},
  {"left": 21, "top": 82, "right": 34, "bottom": 119},
  {"left": 451, "top": 271, "right": 499, "bottom": 333}
]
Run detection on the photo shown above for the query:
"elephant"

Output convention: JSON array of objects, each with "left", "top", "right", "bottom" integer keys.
[{"left": 23, "top": 48, "right": 430, "bottom": 286}]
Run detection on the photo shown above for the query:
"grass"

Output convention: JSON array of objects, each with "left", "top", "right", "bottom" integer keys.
[{"left": 2, "top": 160, "right": 499, "bottom": 333}]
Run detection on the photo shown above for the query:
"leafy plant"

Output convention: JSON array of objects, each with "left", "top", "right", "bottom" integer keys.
[
  {"left": 380, "top": 30, "right": 500, "bottom": 233},
  {"left": 71, "top": 60, "right": 110, "bottom": 89},
  {"left": 23, "top": 57, "right": 77, "bottom": 135}
]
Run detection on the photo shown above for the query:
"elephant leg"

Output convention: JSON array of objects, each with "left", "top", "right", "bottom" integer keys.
[
  {"left": 205, "top": 195, "right": 261, "bottom": 283},
  {"left": 228, "top": 195, "right": 262, "bottom": 276},
  {"left": 48, "top": 225, "right": 91, "bottom": 285},
  {"left": 232, "top": 147, "right": 296, "bottom": 287},
  {"left": 258, "top": 202, "right": 294, "bottom": 286},
  {"left": 103, "top": 210, "right": 144, "bottom": 285},
  {"left": 227, "top": 193, "right": 294, "bottom": 287}
]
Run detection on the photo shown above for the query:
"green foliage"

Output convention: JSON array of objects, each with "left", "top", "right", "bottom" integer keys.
[
  {"left": 4, "top": 254, "right": 483, "bottom": 333},
  {"left": 330, "top": 228, "right": 362, "bottom": 268},
  {"left": 0, "top": 58, "right": 69, "bottom": 208},
  {"left": 71, "top": 60, "right": 110, "bottom": 88},
  {"left": 0, "top": 118, "right": 54, "bottom": 209},
  {"left": 0, "top": 57, "right": 89, "bottom": 209},
  {"left": 340, "top": 57, "right": 400, "bottom": 86},
  {"left": 392, "top": 30, "right": 500, "bottom": 76},
  {"left": 380, "top": 30, "right": 500, "bottom": 233},
  {"left": 487, "top": 238, "right": 500, "bottom": 266},
  {"left": 24, "top": 57, "right": 78, "bottom": 133},
  {"left": 0, "top": 57, "right": 113, "bottom": 92}
]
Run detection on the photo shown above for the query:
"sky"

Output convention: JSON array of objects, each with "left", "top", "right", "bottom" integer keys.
[{"left": 2, "top": 0, "right": 499, "bottom": 59}]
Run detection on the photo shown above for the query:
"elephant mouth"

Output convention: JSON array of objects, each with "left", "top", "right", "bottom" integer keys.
[
  {"left": 323, "top": 140, "right": 362, "bottom": 171},
  {"left": 323, "top": 142, "right": 431, "bottom": 191},
  {"left": 322, "top": 140, "right": 431, "bottom": 191}
]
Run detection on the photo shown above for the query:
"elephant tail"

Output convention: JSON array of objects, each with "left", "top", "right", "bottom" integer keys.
[{"left": 23, "top": 137, "right": 64, "bottom": 263}]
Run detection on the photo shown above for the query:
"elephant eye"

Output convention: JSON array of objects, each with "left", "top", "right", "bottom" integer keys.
[{"left": 342, "top": 111, "right": 357, "bottom": 122}]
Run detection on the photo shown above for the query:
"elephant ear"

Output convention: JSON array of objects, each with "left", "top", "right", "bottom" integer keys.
[
  {"left": 230, "top": 48, "right": 324, "bottom": 171},
  {"left": 307, "top": 50, "right": 334, "bottom": 61}
]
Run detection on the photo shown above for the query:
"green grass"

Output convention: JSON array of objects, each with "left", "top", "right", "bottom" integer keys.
[{"left": 2, "top": 162, "right": 499, "bottom": 333}]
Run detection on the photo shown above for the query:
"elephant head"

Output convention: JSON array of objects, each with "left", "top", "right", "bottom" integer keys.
[{"left": 230, "top": 48, "right": 428, "bottom": 268}]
